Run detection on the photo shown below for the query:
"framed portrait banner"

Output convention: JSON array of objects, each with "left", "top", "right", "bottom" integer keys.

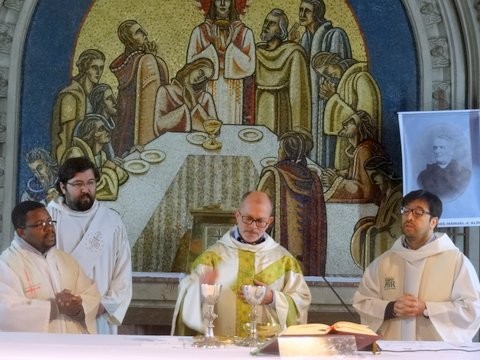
[{"left": 398, "top": 109, "right": 480, "bottom": 227}]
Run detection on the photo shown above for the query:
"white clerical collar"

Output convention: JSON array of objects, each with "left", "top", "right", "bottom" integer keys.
[
  {"left": 231, "top": 226, "right": 266, "bottom": 245},
  {"left": 402, "top": 233, "right": 436, "bottom": 249},
  {"left": 14, "top": 233, "right": 51, "bottom": 257}
]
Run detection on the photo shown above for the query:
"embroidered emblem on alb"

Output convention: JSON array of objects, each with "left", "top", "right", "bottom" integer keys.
[
  {"left": 384, "top": 277, "right": 396, "bottom": 290},
  {"left": 86, "top": 231, "right": 103, "bottom": 253}
]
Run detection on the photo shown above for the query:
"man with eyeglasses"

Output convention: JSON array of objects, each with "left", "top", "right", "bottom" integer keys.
[
  {"left": 47, "top": 157, "right": 132, "bottom": 334},
  {"left": 171, "top": 191, "right": 311, "bottom": 338},
  {"left": 353, "top": 189, "right": 480, "bottom": 342},
  {"left": 0, "top": 201, "right": 100, "bottom": 333}
]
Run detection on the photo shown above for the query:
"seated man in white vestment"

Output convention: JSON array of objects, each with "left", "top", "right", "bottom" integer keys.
[
  {"left": 172, "top": 191, "right": 312, "bottom": 337},
  {"left": 47, "top": 157, "right": 132, "bottom": 334},
  {"left": 0, "top": 201, "right": 100, "bottom": 333},
  {"left": 353, "top": 190, "right": 480, "bottom": 342}
]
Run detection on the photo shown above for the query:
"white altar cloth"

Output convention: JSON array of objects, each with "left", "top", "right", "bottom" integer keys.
[{"left": 0, "top": 333, "right": 478, "bottom": 360}]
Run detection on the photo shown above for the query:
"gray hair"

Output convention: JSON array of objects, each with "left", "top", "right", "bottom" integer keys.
[
  {"left": 89, "top": 83, "right": 113, "bottom": 114},
  {"left": 269, "top": 8, "right": 289, "bottom": 42},
  {"left": 26, "top": 147, "right": 58, "bottom": 168},
  {"left": 74, "top": 113, "right": 111, "bottom": 142}
]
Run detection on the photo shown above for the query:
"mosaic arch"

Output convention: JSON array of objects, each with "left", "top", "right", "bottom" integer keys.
[{"left": 15, "top": 0, "right": 420, "bottom": 276}]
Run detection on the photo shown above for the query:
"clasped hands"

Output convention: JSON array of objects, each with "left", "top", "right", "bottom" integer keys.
[
  {"left": 319, "top": 80, "right": 336, "bottom": 100},
  {"left": 393, "top": 293, "right": 426, "bottom": 318},
  {"left": 55, "top": 289, "right": 83, "bottom": 317},
  {"left": 209, "top": 22, "right": 243, "bottom": 49},
  {"left": 200, "top": 269, "right": 273, "bottom": 305}
]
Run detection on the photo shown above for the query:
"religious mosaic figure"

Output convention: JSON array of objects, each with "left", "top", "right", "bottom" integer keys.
[
  {"left": 62, "top": 114, "right": 128, "bottom": 201},
  {"left": 256, "top": 8, "right": 312, "bottom": 142},
  {"left": 51, "top": 49, "right": 105, "bottom": 163},
  {"left": 322, "top": 110, "right": 385, "bottom": 203},
  {"left": 257, "top": 131, "right": 327, "bottom": 276},
  {"left": 350, "top": 156, "right": 402, "bottom": 269},
  {"left": 313, "top": 52, "right": 381, "bottom": 170},
  {"left": 110, "top": 19, "right": 169, "bottom": 157},
  {"left": 154, "top": 58, "right": 217, "bottom": 135},
  {"left": 289, "top": 0, "right": 352, "bottom": 166},
  {"left": 89, "top": 83, "right": 118, "bottom": 161},
  {"left": 21, "top": 147, "right": 59, "bottom": 204},
  {"left": 188, "top": 0, "right": 255, "bottom": 124}
]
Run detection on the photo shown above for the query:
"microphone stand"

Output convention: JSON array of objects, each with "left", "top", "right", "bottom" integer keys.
[{"left": 320, "top": 275, "right": 360, "bottom": 323}]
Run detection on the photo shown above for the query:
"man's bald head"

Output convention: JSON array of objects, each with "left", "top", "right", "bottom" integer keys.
[{"left": 235, "top": 191, "right": 273, "bottom": 243}]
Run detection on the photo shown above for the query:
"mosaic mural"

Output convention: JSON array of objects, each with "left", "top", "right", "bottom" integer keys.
[{"left": 18, "top": 0, "right": 418, "bottom": 276}]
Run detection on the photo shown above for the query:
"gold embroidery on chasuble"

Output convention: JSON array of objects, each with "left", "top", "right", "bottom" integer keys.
[
  {"left": 236, "top": 249, "right": 255, "bottom": 336},
  {"left": 257, "top": 256, "right": 302, "bottom": 325}
]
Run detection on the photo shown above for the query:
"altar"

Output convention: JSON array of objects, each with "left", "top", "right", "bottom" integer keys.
[{"left": 0, "top": 332, "right": 478, "bottom": 360}]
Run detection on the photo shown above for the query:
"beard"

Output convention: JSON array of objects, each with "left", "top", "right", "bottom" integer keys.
[
  {"left": 37, "top": 176, "right": 50, "bottom": 191},
  {"left": 36, "top": 173, "right": 56, "bottom": 190},
  {"left": 66, "top": 192, "right": 95, "bottom": 212},
  {"left": 434, "top": 156, "right": 450, "bottom": 166},
  {"left": 260, "top": 31, "right": 275, "bottom": 42},
  {"left": 339, "top": 128, "right": 356, "bottom": 138}
]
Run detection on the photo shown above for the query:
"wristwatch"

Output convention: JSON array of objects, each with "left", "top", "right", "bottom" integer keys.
[{"left": 423, "top": 307, "right": 429, "bottom": 318}]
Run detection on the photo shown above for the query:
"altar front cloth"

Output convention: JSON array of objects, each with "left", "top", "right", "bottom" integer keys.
[{"left": 0, "top": 333, "right": 478, "bottom": 359}]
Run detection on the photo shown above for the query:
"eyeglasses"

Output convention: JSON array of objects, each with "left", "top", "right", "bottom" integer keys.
[
  {"left": 400, "top": 206, "right": 431, "bottom": 218},
  {"left": 66, "top": 180, "right": 96, "bottom": 189},
  {"left": 23, "top": 219, "right": 57, "bottom": 230},
  {"left": 240, "top": 215, "right": 269, "bottom": 228}
]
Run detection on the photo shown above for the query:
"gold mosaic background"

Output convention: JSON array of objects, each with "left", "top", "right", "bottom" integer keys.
[{"left": 75, "top": 0, "right": 366, "bottom": 90}]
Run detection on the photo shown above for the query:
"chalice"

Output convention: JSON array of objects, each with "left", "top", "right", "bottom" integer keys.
[
  {"left": 202, "top": 118, "right": 222, "bottom": 150},
  {"left": 193, "top": 283, "right": 224, "bottom": 348},
  {"left": 237, "top": 285, "right": 267, "bottom": 347}
]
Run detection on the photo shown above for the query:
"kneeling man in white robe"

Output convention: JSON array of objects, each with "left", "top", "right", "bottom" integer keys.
[{"left": 0, "top": 201, "right": 100, "bottom": 333}]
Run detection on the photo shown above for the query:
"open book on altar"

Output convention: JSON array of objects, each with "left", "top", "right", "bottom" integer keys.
[{"left": 281, "top": 321, "right": 380, "bottom": 350}]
